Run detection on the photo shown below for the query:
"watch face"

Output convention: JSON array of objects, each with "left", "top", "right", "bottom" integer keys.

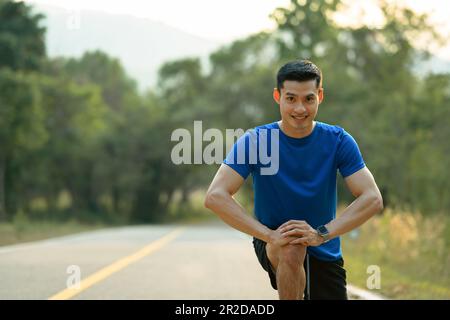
[{"left": 318, "top": 225, "right": 328, "bottom": 234}]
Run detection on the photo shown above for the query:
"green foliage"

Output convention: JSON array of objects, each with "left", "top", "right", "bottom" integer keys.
[
  {"left": 0, "top": 69, "right": 47, "bottom": 219},
  {"left": 0, "top": 0, "right": 449, "bottom": 226},
  {"left": 12, "top": 208, "right": 29, "bottom": 233},
  {"left": 0, "top": 0, "right": 46, "bottom": 71}
]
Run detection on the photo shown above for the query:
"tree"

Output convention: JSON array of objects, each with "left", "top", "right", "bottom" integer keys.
[
  {"left": 0, "top": 0, "right": 46, "bottom": 71},
  {"left": 0, "top": 0, "right": 47, "bottom": 220},
  {"left": 0, "top": 70, "right": 47, "bottom": 220}
]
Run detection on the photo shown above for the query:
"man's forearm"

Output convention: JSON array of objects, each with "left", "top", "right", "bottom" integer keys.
[
  {"left": 325, "top": 191, "right": 383, "bottom": 240},
  {"left": 205, "top": 190, "right": 273, "bottom": 242}
]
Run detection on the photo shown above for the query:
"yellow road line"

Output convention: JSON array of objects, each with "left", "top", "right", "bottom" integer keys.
[{"left": 48, "top": 227, "right": 185, "bottom": 300}]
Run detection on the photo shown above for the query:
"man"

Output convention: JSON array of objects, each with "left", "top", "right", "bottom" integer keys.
[{"left": 204, "top": 60, "right": 383, "bottom": 300}]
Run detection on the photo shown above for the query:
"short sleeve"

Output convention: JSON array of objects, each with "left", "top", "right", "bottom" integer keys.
[
  {"left": 337, "top": 130, "right": 366, "bottom": 178},
  {"left": 223, "top": 130, "right": 256, "bottom": 179}
]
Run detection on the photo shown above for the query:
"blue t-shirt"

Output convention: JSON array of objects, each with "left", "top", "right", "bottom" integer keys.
[{"left": 223, "top": 121, "right": 366, "bottom": 261}]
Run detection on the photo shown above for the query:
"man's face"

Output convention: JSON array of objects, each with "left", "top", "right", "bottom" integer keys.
[{"left": 273, "top": 80, "right": 324, "bottom": 132}]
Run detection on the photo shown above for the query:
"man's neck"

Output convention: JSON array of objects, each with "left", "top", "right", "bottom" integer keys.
[{"left": 278, "top": 120, "right": 316, "bottom": 139}]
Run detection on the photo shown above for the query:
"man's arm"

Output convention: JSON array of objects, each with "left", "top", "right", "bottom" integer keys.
[
  {"left": 280, "top": 166, "right": 383, "bottom": 246},
  {"left": 325, "top": 166, "right": 383, "bottom": 240},
  {"left": 204, "top": 164, "right": 273, "bottom": 242},
  {"left": 205, "top": 164, "right": 297, "bottom": 245}
]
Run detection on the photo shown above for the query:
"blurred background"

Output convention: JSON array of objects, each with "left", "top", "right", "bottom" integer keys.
[{"left": 0, "top": 0, "right": 449, "bottom": 299}]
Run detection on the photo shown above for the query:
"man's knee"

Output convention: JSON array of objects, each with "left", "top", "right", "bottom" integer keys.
[{"left": 278, "top": 244, "right": 307, "bottom": 268}]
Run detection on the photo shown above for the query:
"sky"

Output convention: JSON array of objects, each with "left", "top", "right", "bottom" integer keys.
[{"left": 26, "top": 0, "right": 450, "bottom": 59}]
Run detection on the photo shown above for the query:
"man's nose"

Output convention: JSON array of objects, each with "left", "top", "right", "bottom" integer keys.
[{"left": 294, "top": 103, "right": 307, "bottom": 113}]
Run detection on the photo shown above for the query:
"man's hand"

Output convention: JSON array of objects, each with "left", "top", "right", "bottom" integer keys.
[
  {"left": 278, "top": 220, "right": 324, "bottom": 247},
  {"left": 267, "top": 229, "right": 299, "bottom": 247}
]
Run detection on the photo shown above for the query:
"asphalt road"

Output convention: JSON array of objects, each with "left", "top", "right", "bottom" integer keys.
[{"left": 0, "top": 220, "right": 278, "bottom": 300}]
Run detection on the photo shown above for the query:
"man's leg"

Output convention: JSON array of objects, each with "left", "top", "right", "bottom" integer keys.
[
  {"left": 307, "top": 255, "right": 348, "bottom": 300},
  {"left": 266, "top": 243, "right": 307, "bottom": 300}
]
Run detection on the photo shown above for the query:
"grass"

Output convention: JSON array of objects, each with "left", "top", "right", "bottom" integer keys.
[
  {"left": 0, "top": 212, "right": 106, "bottom": 247},
  {"left": 0, "top": 190, "right": 214, "bottom": 247},
  {"left": 341, "top": 208, "right": 450, "bottom": 299}
]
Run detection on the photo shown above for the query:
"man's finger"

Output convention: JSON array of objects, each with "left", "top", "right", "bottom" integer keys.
[
  {"left": 279, "top": 222, "right": 308, "bottom": 232},
  {"left": 280, "top": 224, "right": 309, "bottom": 233},
  {"left": 278, "top": 220, "right": 304, "bottom": 229},
  {"left": 281, "top": 227, "right": 307, "bottom": 236},
  {"left": 279, "top": 236, "right": 299, "bottom": 246},
  {"left": 289, "top": 237, "right": 309, "bottom": 245}
]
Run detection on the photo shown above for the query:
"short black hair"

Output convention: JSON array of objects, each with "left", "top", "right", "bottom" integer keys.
[{"left": 276, "top": 60, "right": 322, "bottom": 92}]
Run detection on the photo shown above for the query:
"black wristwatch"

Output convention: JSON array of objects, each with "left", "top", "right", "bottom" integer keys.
[{"left": 316, "top": 225, "right": 330, "bottom": 243}]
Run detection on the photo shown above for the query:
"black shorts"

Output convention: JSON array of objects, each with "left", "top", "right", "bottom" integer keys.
[{"left": 252, "top": 237, "right": 348, "bottom": 300}]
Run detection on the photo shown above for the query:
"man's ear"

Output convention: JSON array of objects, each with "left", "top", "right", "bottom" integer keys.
[
  {"left": 318, "top": 88, "right": 324, "bottom": 104},
  {"left": 273, "top": 88, "right": 280, "bottom": 104}
]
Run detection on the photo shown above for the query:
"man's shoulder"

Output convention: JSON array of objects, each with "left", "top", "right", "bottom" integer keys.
[
  {"left": 243, "top": 122, "right": 278, "bottom": 139},
  {"left": 317, "top": 121, "right": 355, "bottom": 142},
  {"left": 317, "top": 123, "right": 363, "bottom": 156},
  {"left": 316, "top": 121, "right": 345, "bottom": 135},
  {"left": 235, "top": 122, "right": 277, "bottom": 145}
]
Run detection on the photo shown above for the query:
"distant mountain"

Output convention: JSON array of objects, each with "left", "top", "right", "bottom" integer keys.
[
  {"left": 31, "top": 4, "right": 222, "bottom": 91},
  {"left": 28, "top": 3, "right": 450, "bottom": 91}
]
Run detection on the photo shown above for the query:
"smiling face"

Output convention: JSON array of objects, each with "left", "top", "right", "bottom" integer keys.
[{"left": 273, "top": 79, "right": 324, "bottom": 138}]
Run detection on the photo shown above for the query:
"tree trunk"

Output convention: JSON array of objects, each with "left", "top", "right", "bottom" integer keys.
[
  {"left": 0, "top": 154, "right": 6, "bottom": 221},
  {"left": 161, "top": 188, "right": 174, "bottom": 213},
  {"left": 181, "top": 188, "right": 189, "bottom": 204},
  {"left": 112, "top": 185, "right": 120, "bottom": 214}
]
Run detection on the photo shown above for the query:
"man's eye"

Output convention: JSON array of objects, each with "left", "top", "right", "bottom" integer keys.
[
  {"left": 306, "top": 96, "right": 316, "bottom": 103},
  {"left": 286, "top": 97, "right": 295, "bottom": 102}
]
